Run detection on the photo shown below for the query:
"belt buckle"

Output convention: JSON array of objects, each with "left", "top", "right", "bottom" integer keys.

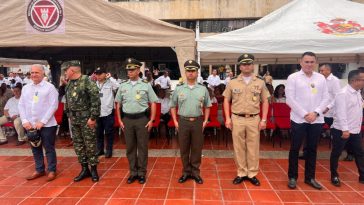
[{"left": 188, "top": 117, "right": 196, "bottom": 122}]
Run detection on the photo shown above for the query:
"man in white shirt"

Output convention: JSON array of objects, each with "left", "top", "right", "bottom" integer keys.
[
  {"left": 23, "top": 72, "right": 32, "bottom": 85},
  {"left": 0, "top": 74, "right": 9, "bottom": 85},
  {"left": 157, "top": 89, "right": 171, "bottom": 138},
  {"left": 330, "top": 69, "right": 364, "bottom": 186},
  {"left": 224, "top": 70, "right": 234, "bottom": 85},
  {"left": 94, "top": 68, "right": 119, "bottom": 158},
  {"left": 155, "top": 71, "right": 171, "bottom": 89},
  {"left": 0, "top": 84, "right": 25, "bottom": 145},
  {"left": 18, "top": 64, "right": 59, "bottom": 182},
  {"left": 207, "top": 69, "right": 221, "bottom": 89},
  {"left": 286, "top": 52, "right": 330, "bottom": 190}
]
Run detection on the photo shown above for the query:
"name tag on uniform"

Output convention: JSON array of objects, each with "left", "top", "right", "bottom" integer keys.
[
  {"left": 33, "top": 95, "right": 39, "bottom": 103},
  {"left": 99, "top": 93, "right": 103, "bottom": 98}
]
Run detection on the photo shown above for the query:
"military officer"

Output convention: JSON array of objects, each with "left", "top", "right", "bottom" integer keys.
[
  {"left": 115, "top": 58, "right": 158, "bottom": 184},
  {"left": 94, "top": 67, "right": 119, "bottom": 158},
  {"left": 170, "top": 60, "right": 211, "bottom": 184},
  {"left": 223, "top": 54, "right": 270, "bottom": 186},
  {"left": 63, "top": 60, "right": 101, "bottom": 182}
]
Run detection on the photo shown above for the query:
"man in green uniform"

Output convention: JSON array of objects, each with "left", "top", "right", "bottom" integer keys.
[
  {"left": 63, "top": 60, "right": 101, "bottom": 182},
  {"left": 170, "top": 60, "right": 211, "bottom": 184},
  {"left": 115, "top": 58, "right": 158, "bottom": 184}
]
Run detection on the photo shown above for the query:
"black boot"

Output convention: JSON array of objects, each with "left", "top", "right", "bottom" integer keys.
[
  {"left": 90, "top": 165, "right": 99, "bottom": 182},
  {"left": 74, "top": 163, "right": 91, "bottom": 182}
]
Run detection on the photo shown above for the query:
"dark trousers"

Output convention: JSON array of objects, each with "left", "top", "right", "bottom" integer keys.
[
  {"left": 302, "top": 117, "right": 333, "bottom": 156},
  {"left": 123, "top": 116, "right": 149, "bottom": 176},
  {"left": 96, "top": 112, "right": 115, "bottom": 152},
  {"left": 161, "top": 113, "right": 171, "bottom": 137},
  {"left": 288, "top": 121, "right": 322, "bottom": 180},
  {"left": 330, "top": 128, "right": 364, "bottom": 181},
  {"left": 178, "top": 118, "right": 204, "bottom": 177},
  {"left": 31, "top": 126, "right": 57, "bottom": 173}
]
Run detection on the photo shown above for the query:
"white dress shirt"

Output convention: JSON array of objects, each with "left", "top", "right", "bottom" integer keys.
[
  {"left": 207, "top": 75, "right": 221, "bottom": 87},
  {"left": 224, "top": 76, "right": 231, "bottom": 85},
  {"left": 286, "top": 70, "right": 330, "bottom": 124},
  {"left": 155, "top": 76, "right": 171, "bottom": 89},
  {"left": 323, "top": 73, "right": 341, "bottom": 118},
  {"left": 18, "top": 80, "right": 59, "bottom": 127},
  {"left": 4, "top": 97, "right": 20, "bottom": 117},
  {"left": 158, "top": 97, "right": 170, "bottom": 115},
  {"left": 97, "top": 79, "right": 119, "bottom": 117},
  {"left": 23, "top": 77, "right": 33, "bottom": 85},
  {"left": 332, "top": 85, "right": 363, "bottom": 134}
]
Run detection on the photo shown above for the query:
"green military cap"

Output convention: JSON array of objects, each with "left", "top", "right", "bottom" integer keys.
[
  {"left": 184, "top": 60, "right": 200, "bottom": 71},
  {"left": 125, "top": 58, "right": 142, "bottom": 70},
  {"left": 61, "top": 60, "right": 81, "bottom": 70},
  {"left": 237, "top": 53, "right": 255, "bottom": 65}
]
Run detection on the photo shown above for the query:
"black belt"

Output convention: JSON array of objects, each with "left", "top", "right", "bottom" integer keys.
[
  {"left": 232, "top": 113, "right": 259, "bottom": 118},
  {"left": 123, "top": 111, "right": 147, "bottom": 119},
  {"left": 179, "top": 116, "right": 202, "bottom": 122}
]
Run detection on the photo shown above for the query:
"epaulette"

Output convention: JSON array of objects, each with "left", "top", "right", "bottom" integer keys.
[
  {"left": 142, "top": 79, "right": 149, "bottom": 83},
  {"left": 231, "top": 76, "right": 237, "bottom": 80},
  {"left": 256, "top": 75, "right": 264, "bottom": 80},
  {"left": 177, "top": 82, "right": 184, "bottom": 86},
  {"left": 197, "top": 82, "right": 203, "bottom": 85},
  {"left": 120, "top": 79, "right": 128, "bottom": 83}
]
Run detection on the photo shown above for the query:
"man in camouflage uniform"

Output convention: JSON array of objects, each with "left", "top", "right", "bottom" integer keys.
[{"left": 63, "top": 60, "right": 101, "bottom": 182}]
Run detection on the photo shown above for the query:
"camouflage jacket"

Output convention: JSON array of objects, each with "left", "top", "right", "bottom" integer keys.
[{"left": 65, "top": 75, "right": 100, "bottom": 121}]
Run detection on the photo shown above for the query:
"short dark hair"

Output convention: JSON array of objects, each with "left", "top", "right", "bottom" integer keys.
[
  {"left": 348, "top": 69, "right": 361, "bottom": 83},
  {"left": 358, "top": 67, "right": 364, "bottom": 72},
  {"left": 319, "top": 63, "right": 331, "bottom": 70},
  {"left": 301, "top": 51, "right": 317, "bottom": 59}
]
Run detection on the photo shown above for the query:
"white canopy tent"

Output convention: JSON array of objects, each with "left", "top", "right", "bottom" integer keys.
[{"left": 198, "top": 0, "right": 364, "bottom": 65}]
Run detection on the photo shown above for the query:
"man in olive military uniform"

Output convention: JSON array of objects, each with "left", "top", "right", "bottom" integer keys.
[
  {"left": 115, "top": 58, "right": 158, "bottom": 184},
  {"left": 170, "top": 60, "right": 211, "bottom": 184},
  {"left": 223, "top": 54, "right": 270, "bottom": 186},
  {"left": 63, "top": 60, "right": 101, "bottom": 182}
]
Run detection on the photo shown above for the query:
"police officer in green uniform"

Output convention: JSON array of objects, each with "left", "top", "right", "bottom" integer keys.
[
  {"left": 63, "top": 60, "right": 101, "bottom": 182},
  {"left": 170, "top": 60, "right": 211, "bottom": 184},
  {"left": 115, "top": 58, "right": 158, "bottom": 184}
]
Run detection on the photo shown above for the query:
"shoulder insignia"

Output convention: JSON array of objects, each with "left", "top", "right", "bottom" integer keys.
[
  {"left": 142, "top": 79, "right": 149, "bottom": 83},
  {"left": 121, "top": 80, "right": 128, "bottom": 84},
  {"left": 231, "top": 76, "right": 237, "bottom": 80},
  {"left": 256, "top": 75, "right": 264, "bottom": 80},
  {"left": 177, "top": 82, "right": 184, "bottom": 86}
]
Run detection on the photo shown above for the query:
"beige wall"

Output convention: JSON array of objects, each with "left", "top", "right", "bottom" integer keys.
[{"left": 113, "top": 0, "right": 364, "bottom": 20}]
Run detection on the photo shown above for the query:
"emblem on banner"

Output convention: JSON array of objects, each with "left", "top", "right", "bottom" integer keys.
[
  {"left": 316, "top": 18, "right": 364, "bottom": 36},
  {"left": 27, "top": 0, "right": 64, "bottom": 33}
]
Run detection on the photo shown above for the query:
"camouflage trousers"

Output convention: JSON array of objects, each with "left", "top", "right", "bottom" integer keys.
[{"left": 71, "top": 118, "right": 99, "bottom": 166}]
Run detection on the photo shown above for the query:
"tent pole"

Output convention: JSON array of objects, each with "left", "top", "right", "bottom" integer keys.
[{"left": 196, "top": 20, "right": 202, "bottom": 76}]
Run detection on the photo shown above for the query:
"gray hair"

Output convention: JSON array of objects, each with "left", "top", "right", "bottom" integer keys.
[{"left": 31, "top": 64, "right": 45, "bottom": 74}]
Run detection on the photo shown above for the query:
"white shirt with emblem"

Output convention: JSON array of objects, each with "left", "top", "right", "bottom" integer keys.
[
  {"left": 324, "top": 73, "right": 341, "bottom": 118},
  {"left": 332, "top": 85, "right": 363, "bottom": 134}
]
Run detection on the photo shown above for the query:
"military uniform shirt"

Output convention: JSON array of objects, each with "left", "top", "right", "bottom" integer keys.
[
  {"left": 223, "top": 75, "right": 270, "bottom": 114},
  {"left": 97, "top": 79, "right": 119, "bottom": 117},
  {"left": 65, "top": 75, "right": 100, "bottom": 120},
  {"left": 115, "top": 78, "right": 158, "bottom": 114},
  {"left": 170, "top": 83, "right": 212, "bottom": 117}
]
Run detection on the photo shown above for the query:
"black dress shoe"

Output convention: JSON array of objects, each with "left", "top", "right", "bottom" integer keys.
[
  {"left": 288, "top": 178, "right": 297, "bottom": 189},
  {"left": 343, "top": 154, "right": 354, "bottom": 161},
  {"left": 178, "top": 175, "right": 189, "bottom": 183},
  {"left": 331, "top": 177, "right": 341, "bottom": 187},
  {"left": 304, "top": 179, "right": 322, "bottom": 190},
  {"left": 233, "top": 176, "right": 246, "bottom": 184},
  {"left": 298, "top": 154, "right": 306, "bottom": 160},
  {"left": 16, "top": 141, "right": 26, "bottom": 146},
  {"left": 138, "top": 176, "right": 146, "bottom": 184},
  {"left": 105, "top": 151, "right": 112, "bottom": 158},
  {"left": 248, "top": 177, "right": 260, "bottom": 186},
  {"left": 192, "top": 175, "right": 203, "bottom": 184},
  {"left": 97, "top": 150, "right": 105, "bottom": 156},
  {"left": 127, "top": 175, "right": 138, "bottom": 184}
]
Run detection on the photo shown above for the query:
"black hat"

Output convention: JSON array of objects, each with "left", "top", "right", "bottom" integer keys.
[
  {"left": 184, "top": 60, "right": 200, "bottom": 71},
  {"left": 125, "top": 58, "right": 142, "bottom": 70},
  {"left": 94, "top": 67, "right": 107, "bottom": 74},
  {"left": 237, "top": 54, "right": 255, "bottom": 65},
  {"left": 61, "top": 60, "right": 81, "bottom": 70}
]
